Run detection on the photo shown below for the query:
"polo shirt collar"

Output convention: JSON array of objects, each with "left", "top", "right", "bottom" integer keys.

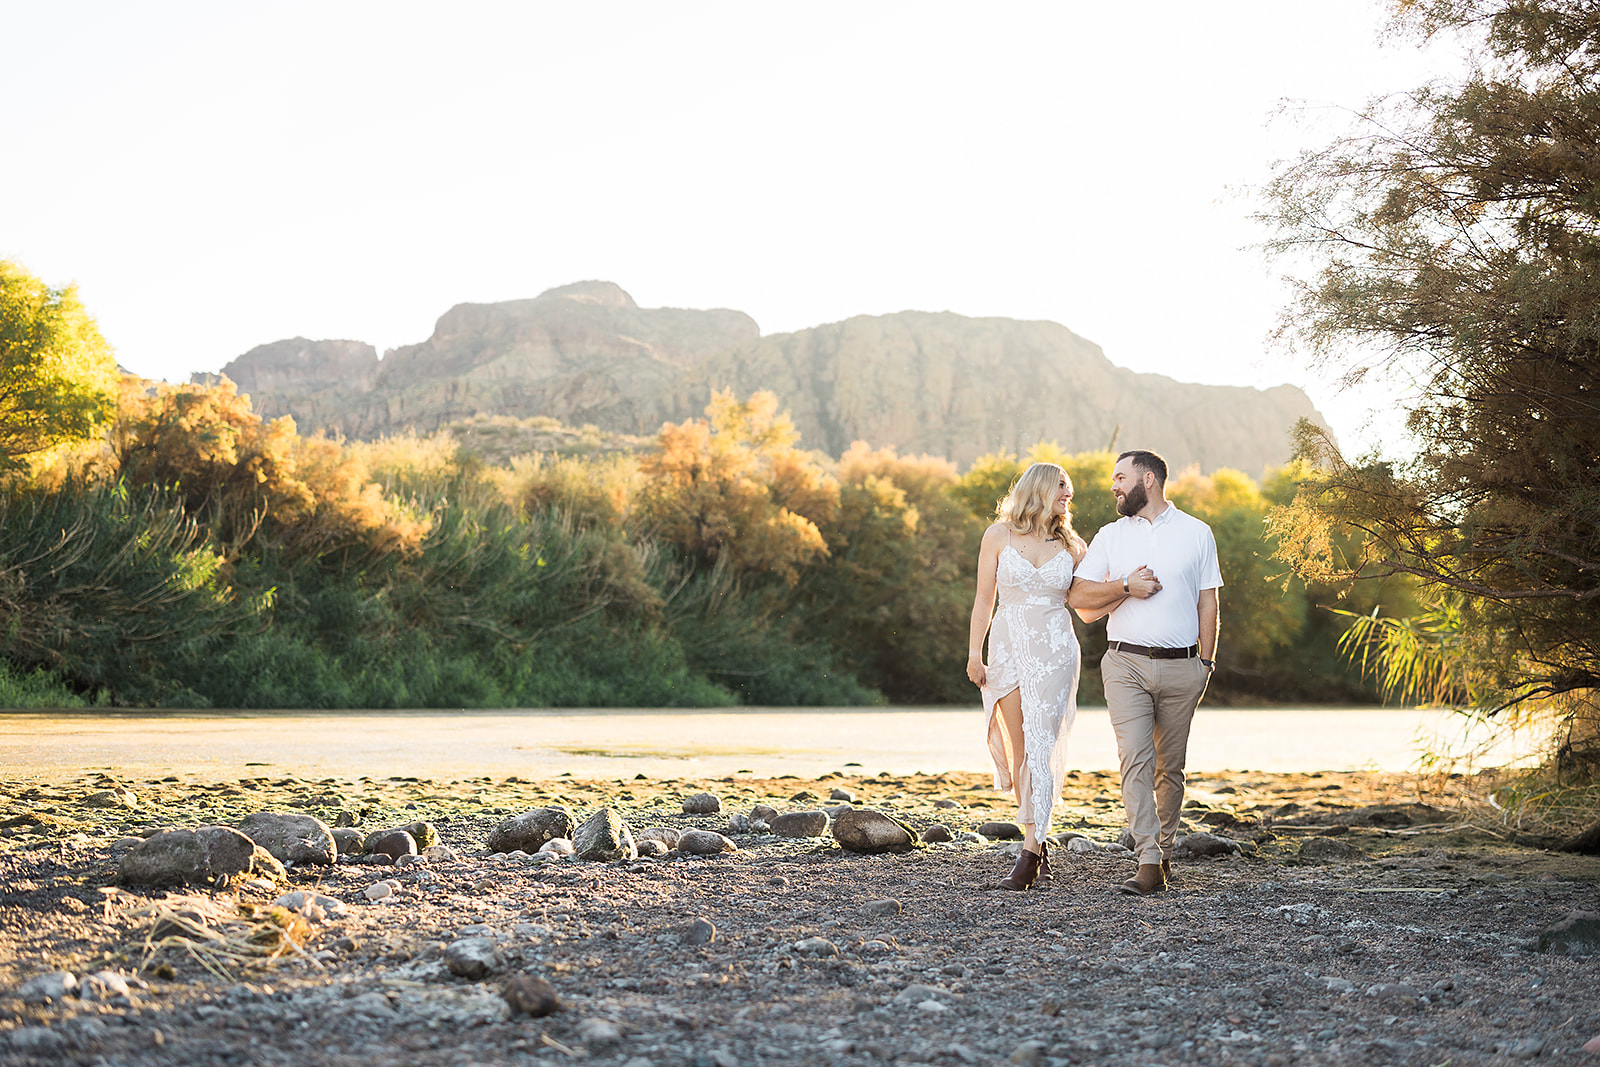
[{"left": 1126, "top": 501, "right": 1180, "bottom": 528}]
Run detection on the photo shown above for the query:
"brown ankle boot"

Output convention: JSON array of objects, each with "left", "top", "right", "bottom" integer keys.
[
  {"left": 1034, "top": 841, "right": 1052, "bottom": 889},
  {"left": 999, "top": 848, "right": 1043, "bottom": 890},
  {"left": 1117, "top": 863, "right": 1166, "bottom": 896}
]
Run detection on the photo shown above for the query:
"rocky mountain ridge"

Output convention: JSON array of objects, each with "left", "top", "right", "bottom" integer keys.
[{"left": 211, "top": 281, "right": 1327, "bottom": 473}]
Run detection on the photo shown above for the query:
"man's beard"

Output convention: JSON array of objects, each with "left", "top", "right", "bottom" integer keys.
[{"left": 1117, "top": 481, "right": 1149, "bottom": 517}]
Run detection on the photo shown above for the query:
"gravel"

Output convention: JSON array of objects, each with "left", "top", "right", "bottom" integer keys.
[{"left": 0, "top": 767, "right": 1596, "bottom": 1066}]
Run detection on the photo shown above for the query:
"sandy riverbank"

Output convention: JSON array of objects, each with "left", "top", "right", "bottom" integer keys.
[
  {"left": 0, "top": 705, "right": 1548, "bottom": 781},
  {"left": 1, "top": 767, "right": 1597, "bottom": 1066}
]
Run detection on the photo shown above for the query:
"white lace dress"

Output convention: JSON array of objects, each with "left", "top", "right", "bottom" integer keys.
[{"left": 983, "top": 542, "right": 1081, "bottom": 834}]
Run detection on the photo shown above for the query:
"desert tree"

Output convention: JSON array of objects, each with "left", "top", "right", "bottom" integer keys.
[
  {"left": 1262, "top": 0, "right": 1600, "bottom": 822},
  {"left": 0, "top": 261, "right": 119, "bottom": 475}
]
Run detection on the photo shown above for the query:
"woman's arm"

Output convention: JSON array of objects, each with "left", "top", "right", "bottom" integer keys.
[
  {"left": 1064, "top": 544, "right": 1113, "bottom": 623},
  {"left": 966, "top": 525, "right": 1006, "bottom": 687}
]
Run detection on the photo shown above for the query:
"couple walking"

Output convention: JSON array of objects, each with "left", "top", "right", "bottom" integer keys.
[{"left": 966, "top": 450, "right": 1221, "bottom": 895}]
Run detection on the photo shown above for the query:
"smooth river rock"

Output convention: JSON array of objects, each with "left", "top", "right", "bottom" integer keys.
[
  {"left": 485, "top": 806, "right": 576, "bottom": 853},
  {"left": 238, "top": 812, "right": 337, "bottom": 866},
  {"left": 770, "top": 811, "right": 828, "bottom": 838},
  {"left": 977, "top": 821, "right": 1024, "bottom": 841},
  {"left": 1174, "top": 831, "right": 1241, "bottom": 858},
  {"left": 1536, "top": 911, "right": 1600, "bottom": 955},
  {"left": 332, "top": 828, "right": 365, "bottom": 856},
  {"left": 365, "top": 830, "right": 417, "bottom": 861},
  {"left": 832, "top": 809, "right": 918, "bottom": 854},
  {"left": 677, "top": 829, "right": 737, "bottom": 855},
  {"left": 682, "top": 793, "right": 721, "bottom": 815},
  {"left": 119, "top": 826, "right": 283, "bottom": 887},
  {"left": 636, "top": 827, "right": 681, "bottom": 849}
]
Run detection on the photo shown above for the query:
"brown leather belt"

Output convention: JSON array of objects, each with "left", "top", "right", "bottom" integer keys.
[{"left": 1106, "top": 641, "right": 1198, "bottom": 659}]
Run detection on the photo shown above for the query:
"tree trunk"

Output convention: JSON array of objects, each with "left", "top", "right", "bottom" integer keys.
[{"left": 1557, "top": 816, "right": 1600, "bottom": 855}]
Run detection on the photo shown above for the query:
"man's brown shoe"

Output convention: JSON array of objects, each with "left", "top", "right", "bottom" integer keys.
[{"left": 1117, "top": 863, "right": 1166, "bottom": 896}]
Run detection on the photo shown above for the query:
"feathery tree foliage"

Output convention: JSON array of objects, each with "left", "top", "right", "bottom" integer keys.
[{"left": 1262, "top": 0, "right": 1600, "bottom": 790}]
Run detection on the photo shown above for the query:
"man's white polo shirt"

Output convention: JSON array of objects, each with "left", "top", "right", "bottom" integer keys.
[{"left": 1074, "top": 502, "right": 1222, "bottom": 648}]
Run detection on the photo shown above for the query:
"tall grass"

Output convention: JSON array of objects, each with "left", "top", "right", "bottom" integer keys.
[
  {"left": 0, "top": 662, "right": 86, "bottom": 708},
  {"left": 204, "top": 470, "right": 734, "bottom": 708},
  {"left": 661, "top": 560, "right": 881, "bottom": 706},
  {"left": 0, "top": 482, "right": 246, "bottom": 705}
]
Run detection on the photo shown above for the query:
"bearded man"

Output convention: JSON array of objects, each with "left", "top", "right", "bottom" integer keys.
[{"left": 1067, "top": 450, "right": 1222, "bottom": 896}]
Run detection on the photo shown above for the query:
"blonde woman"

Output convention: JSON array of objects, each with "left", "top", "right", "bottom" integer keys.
[{"left": 967, "top": 463, "right": 1089, "bottom": 890}]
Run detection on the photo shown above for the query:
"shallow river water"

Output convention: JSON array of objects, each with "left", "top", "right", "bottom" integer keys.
[{"left": 0, "top": 705, "right": 1544, "bottom": 781}]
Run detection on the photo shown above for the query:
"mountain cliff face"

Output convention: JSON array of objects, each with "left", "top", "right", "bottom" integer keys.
[
  {"left": 212, "top": 282, "right": 1326, "bottom": 473},
  {"left": 220, "top": 281, "right": 760, "bottom": 437},
  {"left": 676, "top": 312, "right": 1324, "bottom": 471}
]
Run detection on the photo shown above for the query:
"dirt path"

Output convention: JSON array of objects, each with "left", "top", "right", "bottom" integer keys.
[{"left": 1, "top": 768, "right": 1597, "bottom": 1066}]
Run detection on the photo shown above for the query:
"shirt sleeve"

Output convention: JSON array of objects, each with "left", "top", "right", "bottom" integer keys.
[
  {"left": 1075, "top": 526, "right": 1110, "bottom": 582},
  {"left": 1197, "top": 524, "right": 1223, "bottom": 590}
]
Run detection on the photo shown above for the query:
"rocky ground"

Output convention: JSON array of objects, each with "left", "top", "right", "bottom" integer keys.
[{"left": 0, "top": 766, "right": 1597, "bottom": 1067}]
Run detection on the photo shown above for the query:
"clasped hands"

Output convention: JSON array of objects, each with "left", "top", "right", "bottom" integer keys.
[
  {"left": 972, "top": 565, "right": 1161, "bottom": 688},
  {"left": 1126, "top": 565, "right": 1161, "bottom": 599}
]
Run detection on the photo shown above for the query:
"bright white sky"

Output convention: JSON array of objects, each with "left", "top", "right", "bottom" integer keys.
[{"left": 2, "top": 2, "right": 1454, "bottom": 458}]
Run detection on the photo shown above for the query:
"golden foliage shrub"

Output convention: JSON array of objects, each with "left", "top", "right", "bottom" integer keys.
[
  {"left": 837, "top": 441, "right": 959, "bottom": 507},
  {"left": 638, "top": 391, "right": 839, "bottom": 583},
  {"left": 108, "top": 378, "right": 429, "bottom": 561},
  {"left": 1167, "top": 466, "right": 1262, "bottom": 515}
]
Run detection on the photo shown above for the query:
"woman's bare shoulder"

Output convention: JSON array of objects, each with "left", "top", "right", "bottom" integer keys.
[{"left": 981, "top": 522, "right": 1011, "bottom": 545}]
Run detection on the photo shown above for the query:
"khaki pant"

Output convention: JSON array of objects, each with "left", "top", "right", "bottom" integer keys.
[{"left": 1102, "top": 650, "right": 1210, "bottom": 865}]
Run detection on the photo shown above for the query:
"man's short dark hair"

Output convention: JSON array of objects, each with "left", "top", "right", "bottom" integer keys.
[{"left": 1118, "top": 449, "right": 1168, "bottom": 486}]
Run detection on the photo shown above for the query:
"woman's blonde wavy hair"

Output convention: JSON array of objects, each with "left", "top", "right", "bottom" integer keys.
[{"left": 996, "top": 462, "right": 1087, "bottom": 555}]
